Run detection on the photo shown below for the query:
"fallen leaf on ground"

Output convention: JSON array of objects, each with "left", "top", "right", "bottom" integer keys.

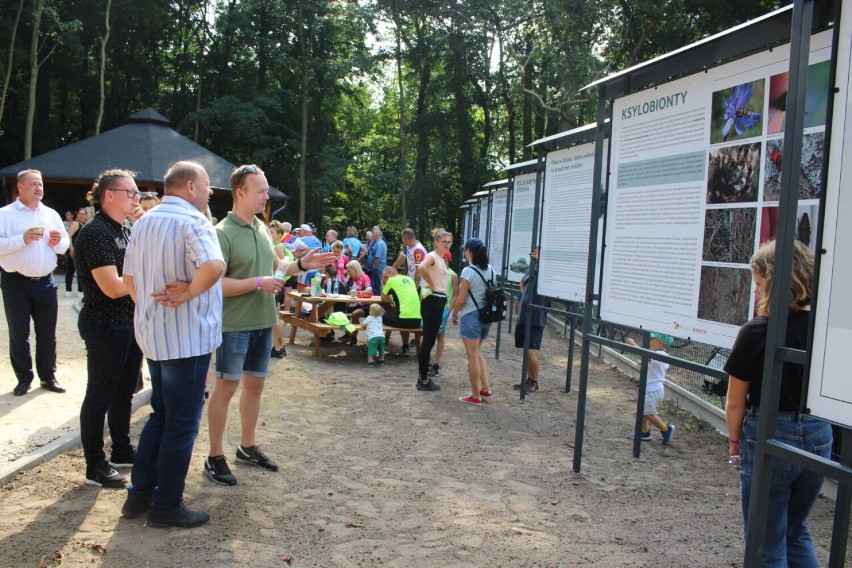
[
  {"left": 88, "top": 543, "right": 107, "bottom": 554},
  {"left": 282, "top": 556, "right": 293, "bottom": 564},
  {"left": 345, "top": 522, "right": 365, "bottom": 528}
]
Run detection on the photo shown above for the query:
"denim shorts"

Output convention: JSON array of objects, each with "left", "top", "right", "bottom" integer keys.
[
  {"left": 215, "top": 328, "right": 273, "bottom": 380},
  {"left": 459, "top": 311, "right": 491, "bottom": 340}
]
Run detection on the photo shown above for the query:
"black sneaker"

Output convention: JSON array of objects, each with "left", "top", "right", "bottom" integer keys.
[
  {"left": 401, "top": 345, "right": 410, "bottom": 356},
  {"left": 270, "top": 347, "right": 286, "bottom": 359},
  {"left": 204, "top": 455, "right": 237, "bottom": 485},
  {"left": 147, "top": 503, "right": 210, "bottom": 529},
  {"left": 416, "top": 379, "right": 441, "bottom": 392},
  {"left": 427, "top": 363, "right": 440, "bottom": 377},
  {"left": 235, "top": 445, "right": 279, "bottom": 471},
  {"left": 109, "top": 446, "right": 136, "bottom": 468},
  {"left": 85, "top": 461, "right": 127, "bottom": 488}
]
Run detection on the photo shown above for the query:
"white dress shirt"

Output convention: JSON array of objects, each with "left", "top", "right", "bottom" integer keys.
[{"left": 0, "top": 199, "right": 70, "bottom": 276}]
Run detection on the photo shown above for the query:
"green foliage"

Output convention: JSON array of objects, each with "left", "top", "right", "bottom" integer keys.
[{"left": 0, "top": 0, "right": 782, "bottom": 232}]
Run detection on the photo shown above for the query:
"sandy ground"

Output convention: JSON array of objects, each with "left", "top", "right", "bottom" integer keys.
[{"left": 1, "top": 287, "right": 850, "bottom": 567}]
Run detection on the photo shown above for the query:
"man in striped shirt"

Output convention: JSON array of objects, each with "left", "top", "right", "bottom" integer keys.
[{"left": 121, "top": 161, "right": 226, "bottom": 529}]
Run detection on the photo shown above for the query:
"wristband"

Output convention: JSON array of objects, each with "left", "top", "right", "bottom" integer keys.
[
  {"left": 297, "top": 258, "right": 304, "bottom": 271},
  {"left": 256, "top": 277, "right": 262, "bottom": 290},
  {"left": 728, "top": 438, "right": 740, "bottom": 444}
]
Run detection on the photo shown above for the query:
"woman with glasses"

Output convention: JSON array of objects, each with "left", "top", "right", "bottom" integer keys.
[
  {"left": 74, "top": 169, "right": 145, "bottom": 488},
  {"left": 415, "top": 230, "right": 452, "bottom": 391},
  {"left": 138, "top": 191, "right": 160, "bottom": 213}
]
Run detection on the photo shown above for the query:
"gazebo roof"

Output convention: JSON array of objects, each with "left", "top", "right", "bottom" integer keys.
[{"left": 0, "top": 108, "right": 285, "bottom": 198}]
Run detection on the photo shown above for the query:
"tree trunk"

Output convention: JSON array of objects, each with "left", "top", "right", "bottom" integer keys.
[
  {"left": 95, "top": 0, "right": 112, "bottom": 135},
  {"left": 0, "top": 0, "right": 25, "bottom": 133},
  {"left": 521, "top": 36, "right": 533, "bottom": 160},
  {"left": 393, "top": 2, "right": 407, "bottom": 226},
  {"left": 298, "top": 2, "right": 309, "bottom": 224},
  {"left": 24, "top": 0, "right": 46, "bottom": 160}
]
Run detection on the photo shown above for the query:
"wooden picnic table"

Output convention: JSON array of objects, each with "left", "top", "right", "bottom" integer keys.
[
  {"left": 281, "top": 290, "right": 380, "bottom": 357},
  {"left": 280, "top": 290, "right": 422, "bottom": 357}
]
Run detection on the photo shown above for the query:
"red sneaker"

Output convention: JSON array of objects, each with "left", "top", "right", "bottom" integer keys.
[
  {"left": 479, "top": 389, "right": 493, "bottom": 399},
  {"left": 459, "top": 395, "right": 483, "bottom": 406}
]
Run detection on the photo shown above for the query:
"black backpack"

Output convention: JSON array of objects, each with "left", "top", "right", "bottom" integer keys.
[{"left": 470, "top": 266, "right": 507, "bottom": 323}]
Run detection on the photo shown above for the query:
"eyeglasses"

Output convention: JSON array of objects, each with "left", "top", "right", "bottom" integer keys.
[
  {"left": 233, "top": 164, "right": 259, "bottom": 188},
  {"left": 108, "top": 188, "right": 141, "bottom": 198},
  {"left": 139, "top": 191, "right": 158, "bottom": 199}
]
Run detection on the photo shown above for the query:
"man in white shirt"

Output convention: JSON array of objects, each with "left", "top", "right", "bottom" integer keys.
[{"left": 0, "top": 170, "right": 70, "bottom": 396}]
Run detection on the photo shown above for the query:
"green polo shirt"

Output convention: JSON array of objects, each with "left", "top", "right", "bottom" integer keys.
[
  {"left": 382, "top": 274, "right": 421, "bottom": 319},
  {"left": 216, "top": 212, "right": 277, "bottom": 332}
]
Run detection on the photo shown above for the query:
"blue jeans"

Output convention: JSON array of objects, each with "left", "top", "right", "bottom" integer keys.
[
  {"left": 78, "top": 319, "right": 143, "bottom": 467},
  {"left": 129, "top": 354, "right": 210, "bottom": 513},
  {"left": 740, "top": 411, "right": 833, "bottom": 567}
]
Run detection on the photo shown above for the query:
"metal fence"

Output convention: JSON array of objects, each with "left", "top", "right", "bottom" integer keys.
[{"left": 541, "top": 299, "right": 729, "bottom": 410}]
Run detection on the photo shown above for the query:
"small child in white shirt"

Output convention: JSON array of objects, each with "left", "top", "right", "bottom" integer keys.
[
  {"left": 363, "top": 304, "right": 385, "bottom": 366},
  {"left": 626, "top": 332, "right": 675, "bottom": 445}
]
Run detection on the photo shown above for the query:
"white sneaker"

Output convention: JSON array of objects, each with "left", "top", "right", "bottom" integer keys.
[{"left": 64, "top": 291, "right": 74, "bottom": 298}]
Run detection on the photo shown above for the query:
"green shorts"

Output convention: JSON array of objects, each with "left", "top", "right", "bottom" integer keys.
[{"left": 368, "top": 337, "right": 385, "bottom": 357}]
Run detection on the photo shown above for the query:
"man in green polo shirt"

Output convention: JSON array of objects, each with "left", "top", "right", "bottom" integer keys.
[{"left": 204, "top": 164, "right": 333, "bottom": 486}]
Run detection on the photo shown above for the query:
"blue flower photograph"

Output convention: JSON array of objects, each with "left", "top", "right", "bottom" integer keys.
[{"left": 711, "top": 79, "right": 765, "bottom": 143}]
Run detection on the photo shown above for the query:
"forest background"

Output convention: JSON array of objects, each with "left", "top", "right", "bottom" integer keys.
[{"left": 0, "top": 0, "right": 782, "bottom": 237}]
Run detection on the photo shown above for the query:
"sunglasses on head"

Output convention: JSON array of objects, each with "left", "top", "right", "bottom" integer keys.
[
  {"left": 234, "top": 164, "right": 259, "bottom": 187},
  {"left": 139, "top": 191, "right": 158, "bottom": 199}
]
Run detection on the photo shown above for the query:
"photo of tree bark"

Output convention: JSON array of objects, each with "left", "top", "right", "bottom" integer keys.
[
  {"left": 762, "top": 132, "right": 825, "bottom": 202},
  {"left": 702, "top": 207, "right": 757, "bottom": 264},
  {"left": 697, "top": 265, "right": 751, "bottom": 326},
  {"left": 0, "top": 0, "right": 782, "bottom": 233}
]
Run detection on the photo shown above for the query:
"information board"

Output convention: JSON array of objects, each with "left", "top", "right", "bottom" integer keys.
[
  {"left": 538, "top": 142, "right": 606, "bottom": 300},
  {"left": 478, "top": 195, "right": 491, "bottom": 243},
  {"left": 505, "top": 173, "right": 538, "bottom": 283},
  {"left": 602, "top": 31, "right": 831, "bottom": 348},
  {"left": 808, "top": 14, "right": 852, "bottom": 426},
  {"left": 489, "top": 190, "right": 508, "bottom": 277}
]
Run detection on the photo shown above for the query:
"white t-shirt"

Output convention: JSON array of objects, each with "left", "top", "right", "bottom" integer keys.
[
  {"left": 646, "top": 350, "right": 669, "bottom": 393},
  {"left": 404, "top": 241, "right": 427, "bottom": 280},
  {"left": 363, "top": 315, "right": 384, "bottom": 340},
  {"left": 459, "top": 265, "right": 495, "bottom": 318}
]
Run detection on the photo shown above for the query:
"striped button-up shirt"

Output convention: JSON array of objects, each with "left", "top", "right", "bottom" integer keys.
[
  {"left": 0, "top": 199, "right": 70, "bottom": 276},
  {"left": 123, "top": 196, "right": 224, "bottom": 361}
]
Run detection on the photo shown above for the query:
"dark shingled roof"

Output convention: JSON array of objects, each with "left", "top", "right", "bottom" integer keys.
[{"left": 0, "top": 108, "right": 286, "bottom": 199}]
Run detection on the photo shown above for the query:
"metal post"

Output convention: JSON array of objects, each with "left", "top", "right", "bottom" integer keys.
[
  {"left": 565, "top": 316, "right": 576, "bottom": 392},
  {"left": 744, "top": 0, "right": 813, "bottom": 563},
  {"left": 631, "top": 332, "right": 651, "bottom": 459},
  {"left": 829, "top": 428, "right": 851, "bottom": 567},
  {"left": 573, "top": 87, "right": 609, "bottom": 473}
]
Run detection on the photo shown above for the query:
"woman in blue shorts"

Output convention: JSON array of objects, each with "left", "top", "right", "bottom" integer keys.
[{"left": 449, "top": 238, "right": 495, "bottom": 406}]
